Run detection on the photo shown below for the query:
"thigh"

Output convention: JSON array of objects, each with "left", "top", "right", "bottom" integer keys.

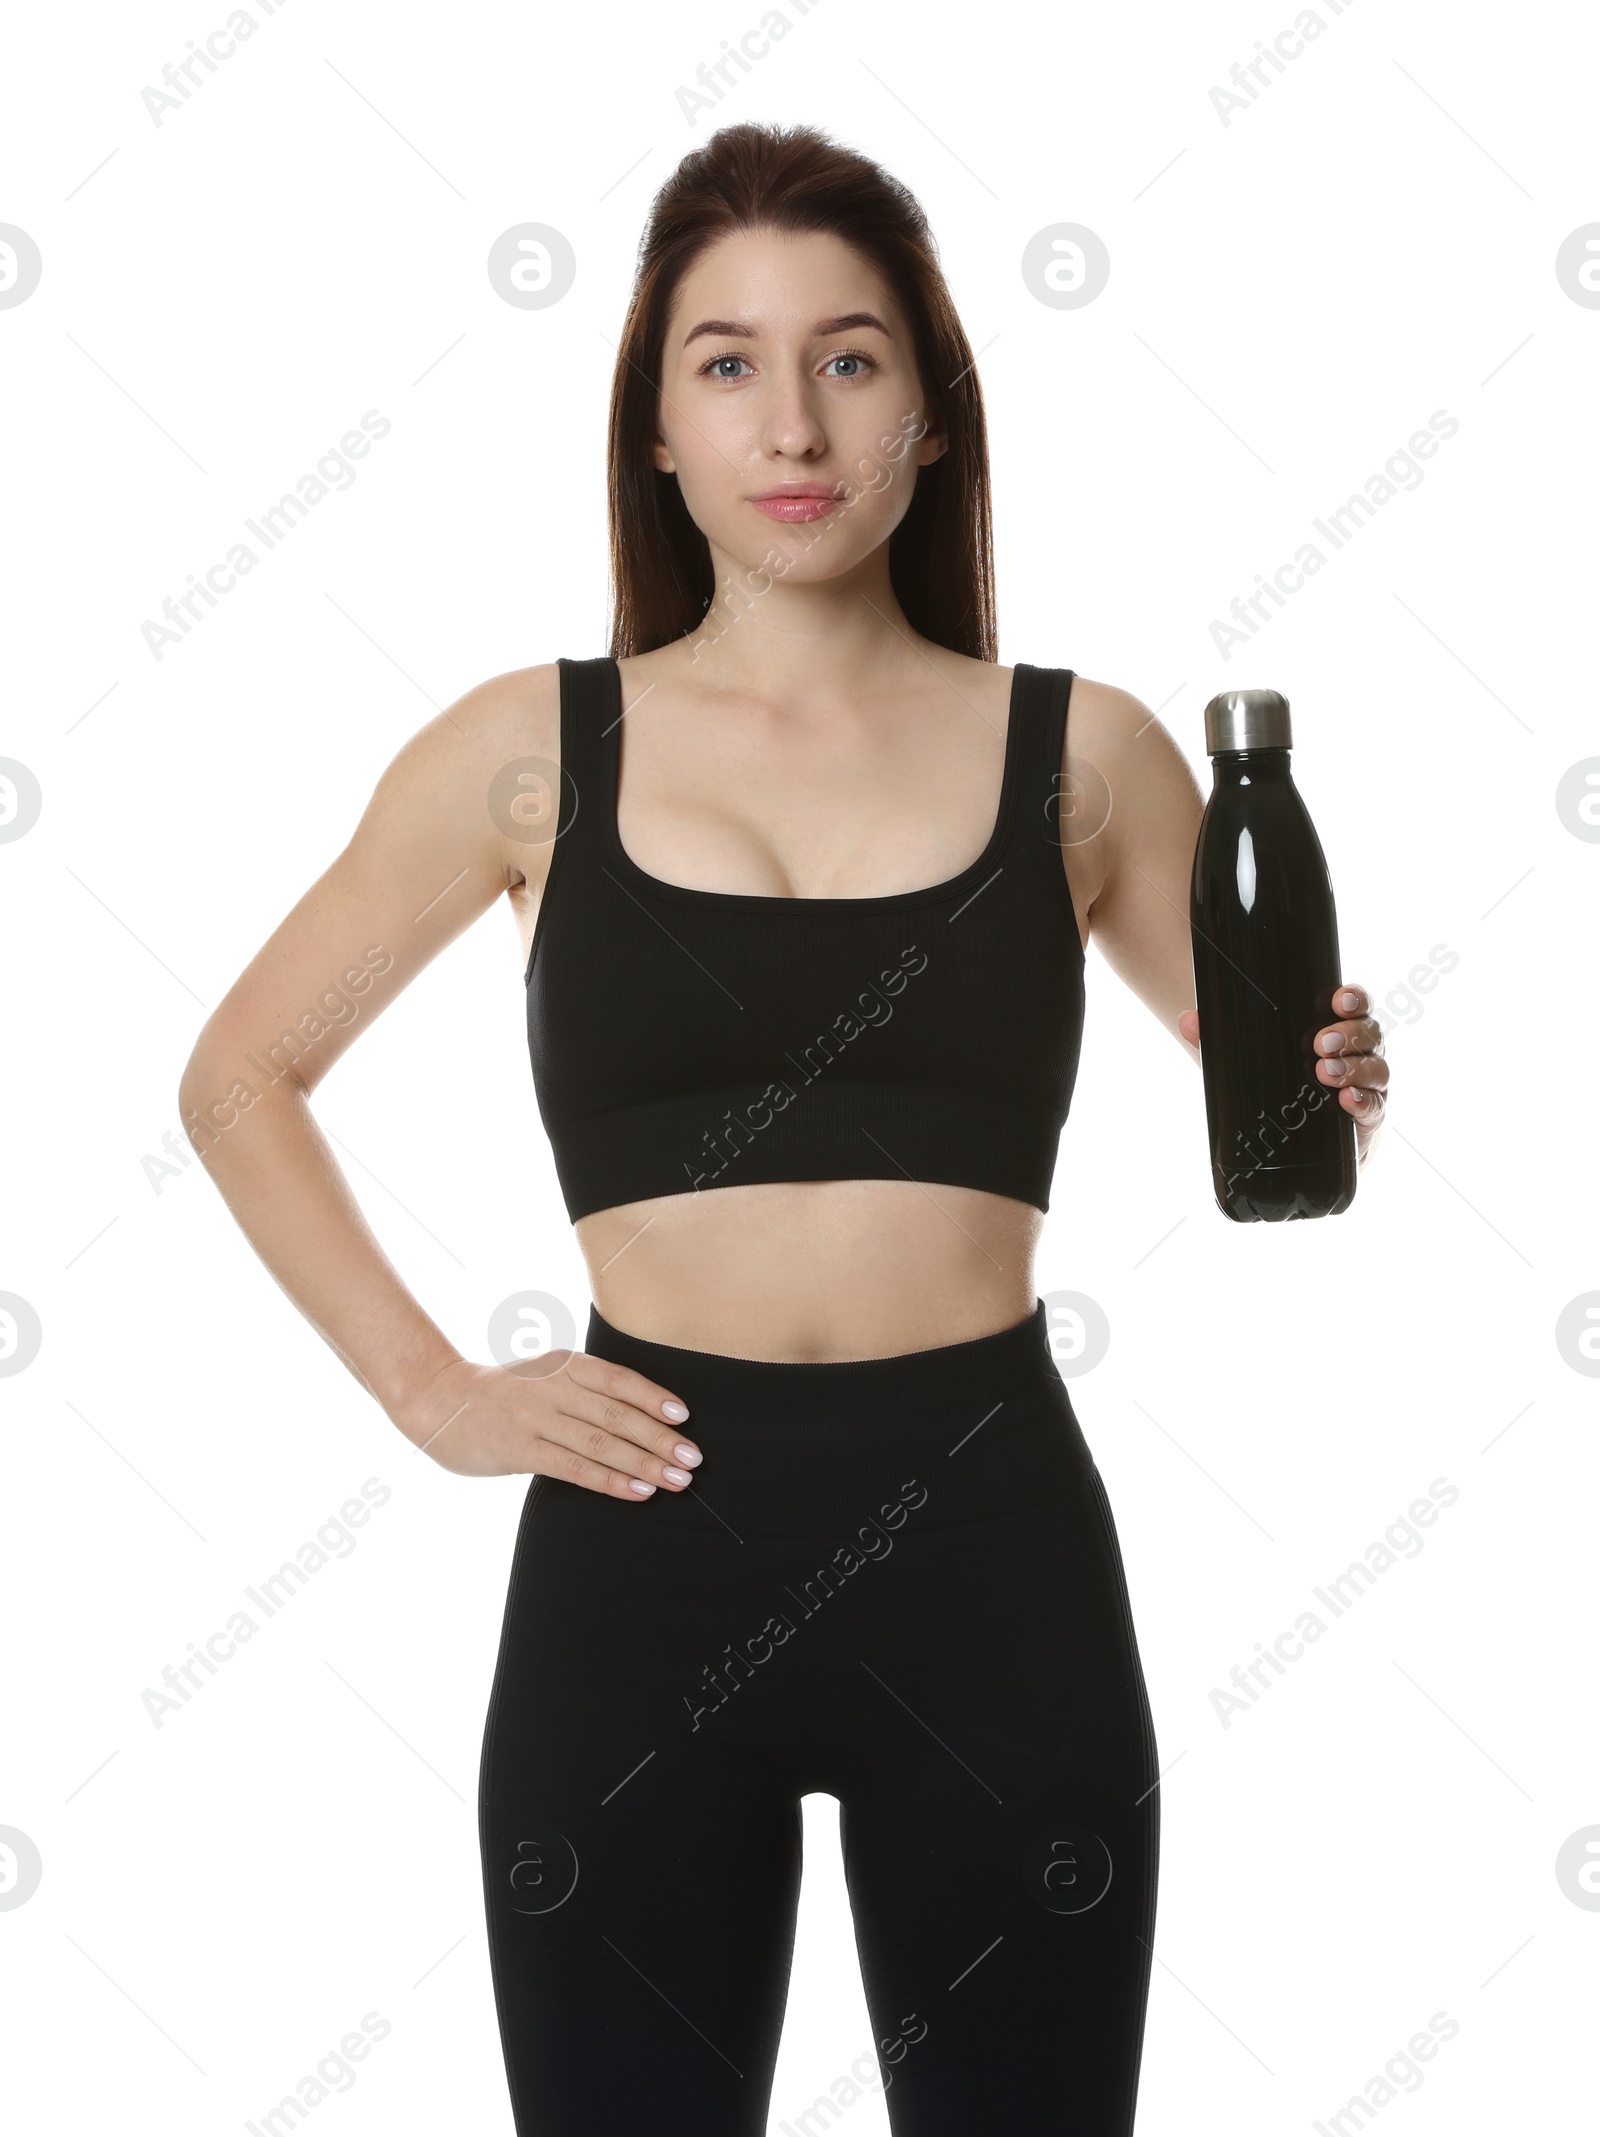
[
  {"left": 479, "top": 1476, "right": 807, "bottom": 2136},
  {"left": 835, "top": 1469, "right": 1160, "bottom": 2136}
]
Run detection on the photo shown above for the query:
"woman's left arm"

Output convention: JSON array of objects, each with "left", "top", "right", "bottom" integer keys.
[{"left": 1065, "top": 677, "right": 1388, "bottom": 1167}]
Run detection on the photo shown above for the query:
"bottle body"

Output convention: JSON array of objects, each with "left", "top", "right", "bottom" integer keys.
[{"left": 1190, "top": 746, "right": 1358, "bottom": 1221}]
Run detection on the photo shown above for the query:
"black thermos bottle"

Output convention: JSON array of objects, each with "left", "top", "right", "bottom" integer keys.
[{"left": 1190, "top": 688, "right": 1358, "bottom": 1222}]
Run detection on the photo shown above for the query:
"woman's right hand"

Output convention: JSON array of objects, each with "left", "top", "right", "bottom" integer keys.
[{"left": 395, "top": 1352, "right": 702, "bottom": 1498}]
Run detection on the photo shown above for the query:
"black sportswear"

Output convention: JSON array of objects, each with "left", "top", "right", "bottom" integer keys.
[
  {"left": 524, "top": 656, "right": 1085, "bottom": 1222},
  {"left": 478, "top": 1298, "right": 1159, "bottom": 2135}
]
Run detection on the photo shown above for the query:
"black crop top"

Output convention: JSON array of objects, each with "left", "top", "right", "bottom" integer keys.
[{"left": 524, "top": 656, "right": 1086, "bottom": 1223}]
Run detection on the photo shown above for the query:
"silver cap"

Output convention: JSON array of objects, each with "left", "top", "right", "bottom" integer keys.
[{"left": 1204, "top": 687, "right": 1292, "bottom": 753}]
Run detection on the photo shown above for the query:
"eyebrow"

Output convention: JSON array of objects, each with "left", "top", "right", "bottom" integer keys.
[{"left": 681, "top": 310, "right": 893, "bottom": 348}]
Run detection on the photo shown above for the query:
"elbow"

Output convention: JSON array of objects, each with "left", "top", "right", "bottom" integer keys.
[
  {"left": 176, "top": 1038, "right": 224, "bottom": 1132},
  {"left": 176, "top": 1041, "right": 267, "bottom": 1157},
  {"left": 179, "top": 1034, "right": 310, "bottom": 1159},
  {"left": 176, "top": 1056, "right": 230, "bottom": 1160}
]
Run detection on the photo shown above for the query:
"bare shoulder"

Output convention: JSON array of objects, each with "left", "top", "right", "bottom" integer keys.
[
  {"left": 178, "top": 662, "right": 567, "bottom": 1094},
  {"left": 359, "top": 660, "right": 561, "bottom": 798},
  {"left": 1047, "top": 674, "right": 1207, "bottom": 945},
  {"left": 449, "top": 661, "right": 563, "bottom": 887},
  {"left": 1065, "top": 674, "right": 1162, "bottom": 753},
  {"left": 435, "top": 659, "right": 561, "bottom": 767},
  {"left": 1063, "top": 674, "right": 1203, "bottom": 811},
  {"left": 358, "top": 660, "right": 562, "bottom": 877}
]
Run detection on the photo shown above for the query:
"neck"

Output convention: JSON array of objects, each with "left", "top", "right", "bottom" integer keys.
[{"left": 673, "top": 543, "right": 934, "bottom": 709}]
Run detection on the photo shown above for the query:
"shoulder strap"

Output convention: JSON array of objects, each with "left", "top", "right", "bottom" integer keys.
[
  {"left": 1008, "top": 664, "right": 1076, "bottom": 866},
  {"left": 553, "top": 655, "right": 614, "bottom": 848},
  {"left": 1041, "top": 667, "right": 1075, "bottom": 851}
]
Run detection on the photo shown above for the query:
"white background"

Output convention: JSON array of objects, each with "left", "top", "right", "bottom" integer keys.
[{"left": 2, "top": 0, "right": 1596, "bottom": 2130}]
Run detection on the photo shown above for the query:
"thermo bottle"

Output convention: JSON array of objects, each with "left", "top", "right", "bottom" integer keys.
[{"left": 1190, "top": 688, "right": 1358, "bottom": 1222}]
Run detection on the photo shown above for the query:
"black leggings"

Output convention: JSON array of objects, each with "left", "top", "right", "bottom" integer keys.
[{"left": 478, "top": 1298, "right": 1160, "bottom": 2134}]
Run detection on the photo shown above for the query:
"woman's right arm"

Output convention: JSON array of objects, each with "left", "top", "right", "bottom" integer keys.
[{"left": 175, "top": 664, "right": 702, "bottom": 1500}]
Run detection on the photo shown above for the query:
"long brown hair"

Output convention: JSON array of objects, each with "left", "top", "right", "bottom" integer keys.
[{"left": 607, "top": 121, "right": 996, "bottom": 662}]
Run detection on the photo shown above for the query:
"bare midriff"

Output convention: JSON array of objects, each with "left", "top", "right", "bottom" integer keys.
[{"left": 575, "top": 1177, "right": 1043, "bottom": 1361}]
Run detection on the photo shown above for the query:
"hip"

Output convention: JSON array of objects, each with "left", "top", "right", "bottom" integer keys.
[
  {"left": 570, "top": 1291, "right": 1091, "bottom": 1543},
  {"left": 484, "top": 1295, "right": 1156, "bottom": 1793}
]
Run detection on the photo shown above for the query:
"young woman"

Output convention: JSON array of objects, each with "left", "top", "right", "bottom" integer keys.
[{"left": 179, "top": 121, "right": 1387, "bottom": 2136}]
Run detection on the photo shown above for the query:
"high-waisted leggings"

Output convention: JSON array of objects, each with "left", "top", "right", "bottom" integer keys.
[{"left": 478, "top": 1297, "right": 1160, "bottom": 2134}]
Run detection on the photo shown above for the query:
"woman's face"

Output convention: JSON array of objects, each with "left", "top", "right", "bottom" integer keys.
[{"left": 652, "top": 225, "right": 948, "bottom": 592}]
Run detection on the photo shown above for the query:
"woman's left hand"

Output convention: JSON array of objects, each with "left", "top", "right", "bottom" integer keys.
[{"left": 1179, "top": 982, "right": 1388, "bottom": 1165}]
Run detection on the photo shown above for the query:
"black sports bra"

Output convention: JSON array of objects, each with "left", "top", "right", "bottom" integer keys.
[{"left": 524, "top": 656, "right": 1086, "bottom": 1223}]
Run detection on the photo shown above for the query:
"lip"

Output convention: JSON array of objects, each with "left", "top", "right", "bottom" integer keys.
[{"left": 748, "top": 483, "right": 844, "bottom": 522}]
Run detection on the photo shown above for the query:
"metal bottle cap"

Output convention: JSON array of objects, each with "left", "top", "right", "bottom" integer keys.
[{"left": 1203, "top": 688, "right": 1292, "bottom": 753}]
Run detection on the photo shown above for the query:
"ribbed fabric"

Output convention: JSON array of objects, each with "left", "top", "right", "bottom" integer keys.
[
  {"left": 478, "top": 1300, "right": 1160, "bottom": 2136},
  {"left": 580, "top": 1294, "right": 1083, "bottom": 1536},
  {"left": 525, "top": 656, "right": 1086, "bottom": 1223}
]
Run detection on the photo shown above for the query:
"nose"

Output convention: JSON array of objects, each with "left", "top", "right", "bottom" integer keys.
[{"left": 757, "top": 363, "right": 829, "bottom": 463}]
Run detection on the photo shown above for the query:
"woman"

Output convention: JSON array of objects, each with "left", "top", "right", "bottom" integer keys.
[{"left": 179, "top": 121, "right": 1387, "bottom": 2135}]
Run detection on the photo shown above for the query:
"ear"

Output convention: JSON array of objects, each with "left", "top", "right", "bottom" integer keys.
[
  {"left": 652, "top": 434, "right": 677, "bottom": 475},
  {"left": 913, "top": 408, "right": 949, "bottom": 469}
]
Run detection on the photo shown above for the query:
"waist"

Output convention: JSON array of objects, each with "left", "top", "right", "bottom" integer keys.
[
  {"left": 580, "top": 1294, "right": 1093, "bottom": 1537},
  {"left": 576, "top": 1177, "right": 1042, "bottom": 1361}
]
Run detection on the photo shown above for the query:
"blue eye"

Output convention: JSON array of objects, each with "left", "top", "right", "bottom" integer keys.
[{"left": 698, "top": 347, "right": 880, "bottom": 381}]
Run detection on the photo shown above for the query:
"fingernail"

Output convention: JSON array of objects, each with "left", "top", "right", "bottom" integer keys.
[
  {"left": 664, "top": 1467, "right": 692, "bottom": 1487},
  {"left": 1319, "top": 1032, "right": 1346, "bottom": 1053},
  {"left": 663, "top": 1400, "right": 689, "bottom": 1422},
  {"left": 1324, "top": 1058, "right": 1347, "bottom": 1078},
  {"left": 674, "top": 1443, "right": 701, "bottom": 1466},
  {"left": 630, "top": 1479, "right": 657, "bottom": 1496}
]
